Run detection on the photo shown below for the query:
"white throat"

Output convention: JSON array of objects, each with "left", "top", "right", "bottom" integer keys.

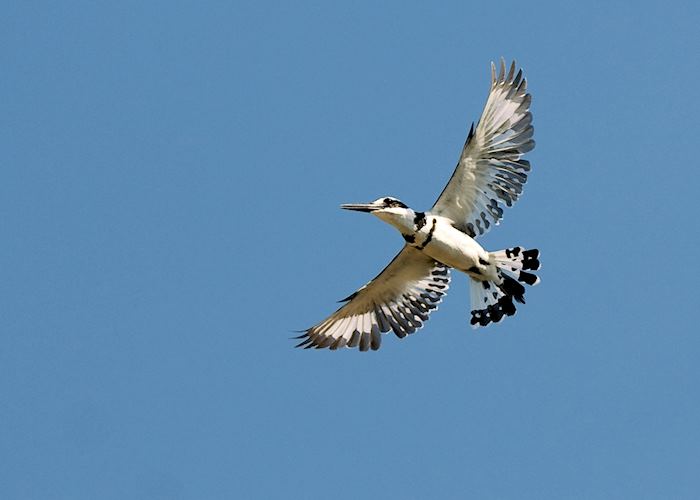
[{"left": 374, "top": 208, "right": 416, "bottom": 234}]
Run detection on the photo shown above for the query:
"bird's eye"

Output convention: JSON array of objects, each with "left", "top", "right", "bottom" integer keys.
[{"left": 382, "top": 198, "right": 406, "bottom": 208}]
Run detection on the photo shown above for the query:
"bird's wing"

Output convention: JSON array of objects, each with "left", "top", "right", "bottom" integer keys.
[
  {"left": 295, "top": 246, "right": 450, "bottom": 351},
  {"left": 432, "top": 59, "right": 534, "bottom": 237}
]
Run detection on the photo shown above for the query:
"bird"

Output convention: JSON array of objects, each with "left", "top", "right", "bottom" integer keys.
[{"left": 296, "top": 59, "right": 540, "bottom": 351}]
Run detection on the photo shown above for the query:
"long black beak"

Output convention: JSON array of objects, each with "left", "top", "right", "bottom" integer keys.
[{"left": 340, "top": 203, "right": 379, "bottom": 213}]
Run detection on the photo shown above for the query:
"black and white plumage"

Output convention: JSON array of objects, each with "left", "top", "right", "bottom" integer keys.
[
  {"left": 297, "top": 59, "right": 540, "bottom": 351},
  {"left": 433, "top": 59, "right": 534, "bottom": 237},
  {"left": 295, "top": 246, "right": 450, "bottom": 351}
]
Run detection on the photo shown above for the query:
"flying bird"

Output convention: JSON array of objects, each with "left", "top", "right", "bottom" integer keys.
[{"left": 296, "top": 59, "right": 540, "bottom": 351}]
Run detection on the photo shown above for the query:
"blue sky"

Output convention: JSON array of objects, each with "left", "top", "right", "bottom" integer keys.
[{"left": 3, "top": 1, "right": 700, "bottom": 498}]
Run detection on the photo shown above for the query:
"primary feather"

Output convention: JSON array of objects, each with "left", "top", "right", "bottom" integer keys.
[
  {"left": 432, "top": 58, "right": 534, "bottom": 237},
  {"left": 295, "top": 246, "right": 449, "bottom": 351}
]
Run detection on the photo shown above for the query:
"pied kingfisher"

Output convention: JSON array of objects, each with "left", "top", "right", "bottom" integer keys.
[{"left": 296, "top": 59, "right": 540, "bottom": 351}]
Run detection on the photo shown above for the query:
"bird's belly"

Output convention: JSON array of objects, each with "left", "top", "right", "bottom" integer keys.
[{"left": 421, "top": 226, "right": 487, "bottom": 273}]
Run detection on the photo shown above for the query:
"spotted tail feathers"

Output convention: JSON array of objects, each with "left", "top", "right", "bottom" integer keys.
[{"left": 469, "top": 247, "right": 540, "bottom": 328}]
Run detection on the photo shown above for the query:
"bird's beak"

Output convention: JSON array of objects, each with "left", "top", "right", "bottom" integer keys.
[{"left": 340, "top": 202, "right": 380, "bottom": 213}]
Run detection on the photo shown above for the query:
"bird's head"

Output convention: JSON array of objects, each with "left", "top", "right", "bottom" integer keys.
[{"left": 341, "top": 197, "right": 415, "bottom": 233}]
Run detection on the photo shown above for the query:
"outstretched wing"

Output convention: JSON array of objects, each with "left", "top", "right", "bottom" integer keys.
[
  {"left": 295, "top": 246, "right": 450, "bottom": 351},
  {"left": 432, "top": 59, "right": 534, "bottom": 237}
]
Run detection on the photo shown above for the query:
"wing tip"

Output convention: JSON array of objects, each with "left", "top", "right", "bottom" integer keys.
[
  {"left": 294, "top": 334, "right": 313, "bottom": 348},
  {"left": 491, "top": 58, "right": 524, "bottom": 86}
]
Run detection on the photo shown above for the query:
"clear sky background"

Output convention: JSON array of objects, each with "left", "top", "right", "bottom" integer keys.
[{"left": 3, "top": 1, "right": 700, "bottom": 499}]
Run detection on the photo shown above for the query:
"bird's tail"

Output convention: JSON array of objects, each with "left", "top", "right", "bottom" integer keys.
[{"left": 468, "top": 247, "right": 540, "bottom": 328}]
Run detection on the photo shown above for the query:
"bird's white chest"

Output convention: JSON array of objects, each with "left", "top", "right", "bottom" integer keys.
[{"left": 414, "top": 217, "right": 493, "bottom": 277}]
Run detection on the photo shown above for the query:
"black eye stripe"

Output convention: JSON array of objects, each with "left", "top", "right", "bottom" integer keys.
[{"left": 383, "top": 198, "right": 408, "bottom": 209}]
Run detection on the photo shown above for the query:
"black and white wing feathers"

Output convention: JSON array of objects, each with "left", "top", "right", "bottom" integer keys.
[
  {"left": 295, "top": 246, "right": 450, "bottom": 351},
  {"left": 432, "top": 59, "right": 534, "bottom": 237}
]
